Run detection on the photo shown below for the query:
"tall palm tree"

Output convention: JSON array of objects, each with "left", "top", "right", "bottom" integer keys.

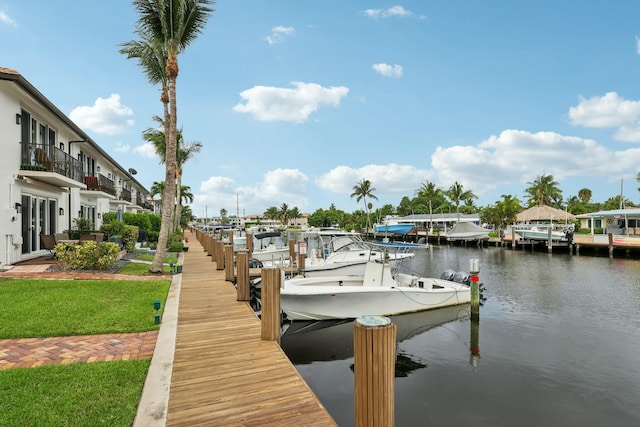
[
  {"left": 525, "top": 174, "right": 562, "bottom": 207},
  {"left": 123, "top": 0, "right": 213, "bottom": 273},
  {"left": 416, "top": 181, "right": 441, "bottom": 233},
  {"left": 446, "top": 181, "right": 477, "bottom": 220},
  {"left": 350, "top": 179, "right": 378, "bottom": 231}
]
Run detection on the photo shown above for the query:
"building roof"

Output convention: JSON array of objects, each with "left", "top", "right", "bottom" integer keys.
[
  {"left": 399, "top": 213, "right": 480, "bottom": 223},
  {"left": 576, "top": 208, "right": 640, "bottom": 218},
  {"left": 516, "top": 205, "right": 575, "bottom": 222}
]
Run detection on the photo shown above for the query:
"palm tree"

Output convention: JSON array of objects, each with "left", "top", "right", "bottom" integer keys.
[
  {"left": 279, "top": 203, "right": 290, "bottom": 227},
  {"left": 143, "top": 116, "right": 202, "bottom": 230},
  {"left": 524, "top": 174, "right": 562, "bottom": 207},
  {"left": 149, "top": 181, "right": 165, "bottom": 204},
  {"left": 123, "top": 0, "right": 213, "bottom": 273},
  {"left": 446, "top": 181, "right": 477, "bottom": 220},
  {"left": 289, "top": 207, "right": 300, "bottom": 227},
  {"left": 351, "top": 179, "right": 378, "bottom": 231},
  {"left": 416, "top": 181, "right": 441, "bottom": 233}
]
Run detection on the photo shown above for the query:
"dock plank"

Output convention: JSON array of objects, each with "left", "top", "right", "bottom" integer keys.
[{"left": 166, "top": 231, "right": 336, "bottom": 427}]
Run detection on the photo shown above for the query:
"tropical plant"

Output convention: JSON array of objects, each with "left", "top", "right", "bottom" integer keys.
[
  {"left": 445, "top": 181, "right": 477, "bottom": 220},
  {"left": 279, "top": 203, "right": 289, "bottom": 226},
  {"left": 350, "top": 179, "right": 378, "bottom": 231},
  {"left": 524, "top": 174, "right": 562, "bottom": 207},
  {"left": 142, "top": 115, "right": 202, "bottom": 230},
  {"left": 416, "top": 181, "right": 442, "bottom": 231},
  {"left": 121, "top": 0, "right": 214, "bottom": 273}
]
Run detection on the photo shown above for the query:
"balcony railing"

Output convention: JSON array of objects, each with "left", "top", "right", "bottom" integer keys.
[
  {"left": 119, "top": 188, "right": 132, "bottom": 203},
  {"left": 84, "top": 173, "right": 116, "bottom": 196},
  {"left": 20, "top": 143, "right": 84, "bottom": 183}
]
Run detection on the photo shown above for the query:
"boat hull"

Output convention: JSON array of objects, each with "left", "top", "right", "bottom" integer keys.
[
  {"left": 374, "top": 224, "right": 414, "bottom": 235},
  {"left": 281, "top": 274, "right": 470, "bottom": 320},
  {"left": 515, "top": 230, "right": 566, "bottom": 241}
]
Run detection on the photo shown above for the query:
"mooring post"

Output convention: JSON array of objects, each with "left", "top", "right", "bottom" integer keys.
[
  {"left": 261, "top": 268, "right": 281, "bottom": 342},
  {"left": 236, "top": 251, "right": 250, "bottom": 301},
  {"left": 608, "top": 232, "right": 614, "bottom": 258},
  {"left": 547, "top": 227, "right": 553, "bottom": 253},
  {"left": 224, "top": 245, "right": 234, "bottom": 282},
  {"left": 354, "top": 315, "right": 396, "bottom": 427},
  {"left": 246, "top": 233, "right": 253, "bottom": 253},
  {"left": 211, "top": 237, "right": 217, "bottom": 262},
  {"left": 469, "top": 259, "right": 480, "bottom": 321},
  {"left": 215, "top": 241, "right": 224, "bottom": 270}
]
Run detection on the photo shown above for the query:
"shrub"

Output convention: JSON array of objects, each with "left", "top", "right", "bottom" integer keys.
[
  {"left": 167, "top": 241, "right": 184, "bottom": 252},
  {"left": 55, "top": 242, "right": 120, "bottom": 270},
  {"left": 121, "top": 225, "right": 139, "bottom": 251}
]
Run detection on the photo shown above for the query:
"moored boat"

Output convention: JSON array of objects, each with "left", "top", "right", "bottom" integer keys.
[{"left": 280, "top": 261, "right": 471, "bottom": 320}]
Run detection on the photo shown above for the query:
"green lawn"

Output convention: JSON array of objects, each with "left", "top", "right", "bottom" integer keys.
[
  {"left": 0, "top": 276, "right": 171, "bottom": 427},
  {"left": 0, "top": 360, "right": 150, "bottom": 427},
  {"left": 0, "top": 278, "right": 170, "bottom": 339}
]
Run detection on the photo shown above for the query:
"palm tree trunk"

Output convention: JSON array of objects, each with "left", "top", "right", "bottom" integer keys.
[
  {"left": 151, "top": 75, "right": 177, "bottom": 273},
  {"left": 174, "top": 168, "right": 182, "bottom": 231}
]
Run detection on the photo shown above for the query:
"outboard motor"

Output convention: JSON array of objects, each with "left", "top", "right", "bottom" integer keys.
[
  {"left": 440, "top": 269, "right": 456, "bottom": 281},
  {"left": 249, "top": 258, "right": 263, "bottom": 268},
  {"left": 453, "top": 271, "right": 470, "bottom": 285}
]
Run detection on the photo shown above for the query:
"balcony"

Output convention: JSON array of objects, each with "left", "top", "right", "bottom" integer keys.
[
  {"left": 83, "top": 173, "right": 116, "bottom": 197},
  {"left": 119, "top": 188, "right": 132, "bottom": 203},
  {"left": 20, "top": 143, "right": 85, "bottom": 188}
]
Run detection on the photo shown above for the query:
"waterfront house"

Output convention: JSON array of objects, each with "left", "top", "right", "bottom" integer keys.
[{"left": 0, "top": 67, "right": 153, "bottom": 266}]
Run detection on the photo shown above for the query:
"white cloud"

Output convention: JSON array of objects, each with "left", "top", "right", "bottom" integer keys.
[
  {"left": 636, "top": 36, "right": 640, "bottom": 55},
  {"left": 133, "top": 142, "right": 158, "bottom": 159},
  {"left": 194, "top": 169, "right": 309, "bottom": 215},
  {"left": 265, "top": 25, "right": 295, "bottom": 44},
  {"left": 568, "top": 92, "right": 640, "bottom": 142},
  {"left": 431, "top": 129, "right": 640, "bottom": 198},
  {"left": 233, "top": 82, "right": 349, "bottom": 123},
  {"left": 363, "top": 5, "right": 424, "bottom": 19},
  {"left": 0, "top": 11, "right": 17, "bottom": 27},
  {"left": 69, "top": 94, "right": 134, "bottom": 135},
  {"left": 316, "top": 164, "right": 431, "bottom": 197},
  {"left": 372, "top": 63, "right": 403, "bottom": 78},
  {"left": 114, "top": 142, "right": 130, "bottom": 153}
]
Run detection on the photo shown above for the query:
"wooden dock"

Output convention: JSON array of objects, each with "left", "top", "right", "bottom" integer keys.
[{"left": 165, "top": 231, "right": 336, "bottom": 427}]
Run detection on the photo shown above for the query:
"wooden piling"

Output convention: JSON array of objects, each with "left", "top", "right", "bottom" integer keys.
[
  {"left": 297, "top": 253, "right": 305, "bottom": 271},
  {"left": 608, "top": 232, "right": 614, "bottom": 257},
  {"left": 236, "top": 251, "right": 250, "bottom": 301},
  {"left": 354, "top": 315, "right": 396, "bottom": 427},
  {"left": 469, "top": 259, "right": 480, "bottom": 321},
  {"left": 288, "top": 239, "right": 296, "bottom": 259},
  {"left": 246, "top": 233, "right": 253, "bottom": 253},
  {"left": 261, "top": 268, "right": 281, "bottom": 342},
  {"left": 215, "top": 240, "right": 224, "bottom": 270},
  {"left": 224, "top": 245, "right": 234, "bottom": 281}
]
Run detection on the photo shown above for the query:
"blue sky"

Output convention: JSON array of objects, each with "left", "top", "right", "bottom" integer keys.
[{"left": 3, "top": 1, "right": 640, "bottom": 218}]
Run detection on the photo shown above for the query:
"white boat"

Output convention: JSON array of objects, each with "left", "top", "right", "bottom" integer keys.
[
  {"left": 445, "top": 222, "right": 490, "bottom": 242},
  {"left": 280, "top": 261, "right": 471, "bottom": 320},
  {"left": 251, "top": 230, "right": 290, "bottom": 263},
  {"left": 302, "top": 234, "right": 414, "bottom": 277},
  {"left": 514, "top": 226, "right": 567, "bottom": 241}
]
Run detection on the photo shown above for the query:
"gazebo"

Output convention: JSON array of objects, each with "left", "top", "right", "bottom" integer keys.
[{"left": 516, "top": 205, "right": 575, "bottom": 224}]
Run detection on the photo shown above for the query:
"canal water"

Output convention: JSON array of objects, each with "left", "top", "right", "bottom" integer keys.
[{"left": 280, "top": 245, "right": 640, "bottom": 427}]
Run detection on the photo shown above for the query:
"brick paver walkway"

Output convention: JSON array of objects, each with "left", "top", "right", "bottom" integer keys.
[
  {"left": 0, "top": 331, "right": 158, "bottom": 370},
  {"left": 0, "top": 264, "right": 168, "bottom": 370}
]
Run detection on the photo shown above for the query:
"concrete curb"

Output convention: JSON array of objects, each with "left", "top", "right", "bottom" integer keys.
[{"left": 133, "top": 252, "right": 183, "bottom": 427}]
